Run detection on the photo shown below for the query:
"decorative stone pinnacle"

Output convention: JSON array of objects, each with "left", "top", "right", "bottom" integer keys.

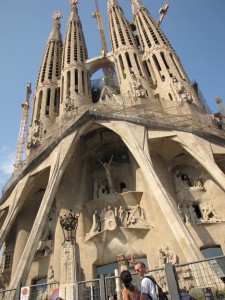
[
  {"left": 69, "top": 0, "right": 78, "bottom": 5},
  {"left": 52, "top": 11, "right": 62, "bottom": 20}
]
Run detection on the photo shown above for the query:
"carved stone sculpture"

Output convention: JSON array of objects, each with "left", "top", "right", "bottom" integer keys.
[
  {"left": 64, "top": 96, "right": 74, "bottom": 112},
  {"left": 216, "top": 96, "right": 225, "bottom": 130},
  {"left": 85, "top": 204, "right": 152, "bottom": 241},
  {"left": 47, "top": 265, "right": 55, "bottom": 283},
  {"left": 27, "top": 138, "right": 39, "bottom": 149},
  {"left": 98, "top": 155, "right": 115, "bottom": 193},
  {"left": 36, "top": 223, "right": 53, "bottom": 256},
  {"left": 158, "top": 248, "right": 167, "bottom": 266},
  {"left": 32, "top": 119, "right": 41, "bottom": 138},
  {"left": 179, "top": 201, "right": 199, "bottom": 226},
  {"left": 131, "top": 72, "right": 146, "bottom": 98},
  {"left": 158, "top": 247, "right": 178, "bottom": 266},
  {"left": 200, "top": 202, "right": 221, "bottom": 222},
  {"left": 165, "top": 247, "right": 178, "bottom": 265},
  {"left": 173, "top": 77, "right": 192, "bottom": 103},
  {"left": 117, "top": 254, "right": 129, "bottom": 272},
  {"left": 86, "top": 210, "right": 101, "bottom": 238}
]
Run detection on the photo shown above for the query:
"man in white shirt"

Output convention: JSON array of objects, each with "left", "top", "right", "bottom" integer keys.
[{"left": 134, "top": 261, "right": 157, "bottom": 300}]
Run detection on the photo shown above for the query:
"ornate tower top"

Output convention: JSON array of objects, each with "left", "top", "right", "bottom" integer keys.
[
  {"left": 69, "top": 0, "right": 78, "bottom": 6},
  {"left": 107, "top": 0, "right": 118, "bottom": 10},
  {"left": 47, "top": 11, "right": 63, "bottom": 44},
  {"left": 130, "top": 0, "right": 144, "bottom": 15},
  {"left": 52, "top": 11, "right": 63, "bottom": 21}
]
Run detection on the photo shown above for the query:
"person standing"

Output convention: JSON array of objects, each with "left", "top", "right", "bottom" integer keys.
[
  {"left": 134, "top": 262, "right": 157, "bottom": 300},
  {"left": 120, "top": 270, "right": 140, "bottom": 300}
]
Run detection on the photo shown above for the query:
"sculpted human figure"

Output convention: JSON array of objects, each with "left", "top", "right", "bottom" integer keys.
[
  {"left": 36, "top": 223, "right": 53, "bottom": 256},
  {"left": 98, "top": 155, "right": 115, "bottom": 192},
  {"left": 126, "top": 205, "right": 151, "bottom": 228},
  {"left": 182, "top": 202, "right": 198, "bottom": 225},
  {"left": 48, "top": 265, "right": 55, "bottom": 283},
  {"left": 131, "top": 72, "right": 146, "bottom": 97},
  {"left": 158, "top": 248, "right": 167, "bottom": 266},
  {"left": 118, "top": 206, "right": 125, "bottom": 226},
  {"left": 165, "top": 247, "right": 177, "bottom": 265},
  {"left": 104, "top": 206, "right": 117, "bottom": 231},
  {"left": 216, "top": 96, "right": 225, "bottom": 129},
  {"left": 93, "top": 178, "right": 103, "bottom": 199},
  {"left": 90, "top": 210, "right": 101, "bottom": 233},
  {"left": 173, "top": 77, "right": 192, "bottom": 102},
  {"left": 201, "top": 202, "right": 221, "bottom": 222},
  {"left": 174, "top": 171, "right": 190, "bottom": 192},
  {"left": 117, "top": 254, "right": 129, "bottom": 272},
  {"left": 33, "top": 119, "right": 40, "bottom": 137}
]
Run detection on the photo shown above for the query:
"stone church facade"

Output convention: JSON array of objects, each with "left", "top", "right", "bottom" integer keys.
[{"left": 1, "top": 0, "right": 225, "bottom": 299}]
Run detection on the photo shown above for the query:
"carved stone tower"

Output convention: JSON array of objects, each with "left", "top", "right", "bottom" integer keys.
[
  {"left": 108, "top": 0, "right": 154, "bottom": 103},
  {"left": 61, "top": 0, "right": 92, "bottom": 115},
  {"left": 1, "top": 1, "right": 225, "bottom": 299},
  {"left": 130, "top": 0, "right": 201, "bottom": 107},
  {"left": 28, "top": 12, "right": 63, "bottom": 148}
]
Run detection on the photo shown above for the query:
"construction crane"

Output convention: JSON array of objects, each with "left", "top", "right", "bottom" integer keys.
[
  {"left": 92, "top": 0, "right": 115, "bottom": 84},
  {"left": 14, "top": 82, "right": 32, "bottom": 174},
  {"left": 157, "top": 1, "right": 170, "bottom": 27}
]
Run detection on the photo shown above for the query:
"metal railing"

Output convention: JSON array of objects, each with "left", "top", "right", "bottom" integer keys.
[
  {"left": 0, "top": 288, "right": 17, "bottom": 300},
  {"left": 174, "top": 256, "right": 225, "bottom": 299},
  {"left": 1, "top": 256, "right": 225, "bottom": 299},
  {"left": 75, "top": 256, "right": 225, "bottom": 300},
  {"left": 0, "top": 282, "right": 59, "bottom": 300}
]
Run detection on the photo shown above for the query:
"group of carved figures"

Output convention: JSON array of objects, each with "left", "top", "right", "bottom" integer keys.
[
  {"left": 27, "top": 119, "right": 42, "bottom": 149},
  {"left": 86, "top": 204, "right": 151, "bottom": 239},
  {"left": 158, "top": 247, "right": 178, "bottom": 266},
  {"left": 130, "top": 72, "right": 146, "bottom": 98},
  {"left": 173, "top": 77, "right": 193, "bottom": 102},
  {"left": 174, "top": 170, "right": 204, "bottom": 193},
  {"left": 174, "top": 171, "right": 223, "bottom": 225},
  {"left": 178, "top": 201, "right": 222, "bottom": 226}
]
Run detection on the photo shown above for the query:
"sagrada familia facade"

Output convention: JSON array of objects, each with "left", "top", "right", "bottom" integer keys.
[{"left": 0, "top": 0, "right": 225, "bottom": 299}]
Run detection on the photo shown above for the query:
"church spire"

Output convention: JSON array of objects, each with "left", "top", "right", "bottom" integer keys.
[
  {"left": 27, "top": 12, "right": 63, "bottom": 150},
  {"left": 130, "top": 0, "right": 144, "bottom": 15},
  {"left": 131, "top": 0, "right": 203, "bottom": 108},
  {"left": 37, "top": 12, "right": 63, "bottom": 87},
  {"left": 108, "top": 0, "right": 153, "bottom": 103},
  {"left": 60, "top": 0, "right": 92, "bottom": 116}
]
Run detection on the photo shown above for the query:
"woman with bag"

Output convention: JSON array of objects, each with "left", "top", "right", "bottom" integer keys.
[{"left": 120, "top": 270, "right": 140, "bottom": 300}]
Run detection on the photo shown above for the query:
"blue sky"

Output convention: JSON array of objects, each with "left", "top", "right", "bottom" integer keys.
[{"left": 0, "top": 0, "right": 225, "bottom": 194}]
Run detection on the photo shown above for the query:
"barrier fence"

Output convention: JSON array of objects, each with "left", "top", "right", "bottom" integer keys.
[{"left": 1, "top": 255, "right": 223, "bottom": 299}]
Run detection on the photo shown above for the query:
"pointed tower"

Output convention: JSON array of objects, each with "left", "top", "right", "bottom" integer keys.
[
  {"left": 28, "top": 12, "right": 63, "bottom": 148},
  {"left": 60, "top": 0, "right": 92, "bottom": 116},
  {"left": 108, "top": 0, "right": 154, "bottom": 104},
  {"left": 131, "top": 0, "right": 202, "bottom": 107}
]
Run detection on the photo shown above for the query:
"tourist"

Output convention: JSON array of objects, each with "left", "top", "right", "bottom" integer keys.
[
  {"left": 134, "top": 262, "right": 157, "bottom": 300},
  {"left": 120, "top": 270, "right": 140, "bottom": 300}
]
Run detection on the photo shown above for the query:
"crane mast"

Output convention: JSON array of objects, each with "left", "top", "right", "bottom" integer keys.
[
  {"left": 157, "top": 2, "right": 170, "bottom": 27},
  {"left": 92, "top": 0, "right": 108, "bottom": 58},
  {"left": 92, "top": 0, "right": 114, "bottom": 83},
  {"left": 14, "top": 82, "right": 32, "bottom": 174}
]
